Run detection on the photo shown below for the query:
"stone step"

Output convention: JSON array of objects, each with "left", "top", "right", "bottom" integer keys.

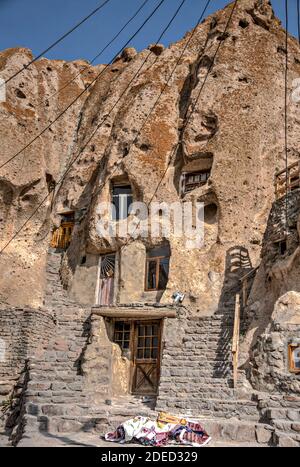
[
  {"left": 273, "top": 429, "right": 300, "bottom": 447},
  {"left": 160, "top": 375, "right": 232, "bottom": 385},
  {"left": 266, "top": 408, "right": 300, "bottom": 422},
  {"left": 160, "top": 391, "right": 236, "bottom": 400},
  {"left": 271, "top": 419, "right": 300, "bottom": 434},
  {"left": 29, "top": 373, "right": 82, "bottom": 383},
  {"left": 25, "top": 394, "right": 87, "bottom": 405},
  {"left": 259, "top": 395, "right": 300, "bottom": 410},
  {"left": 164, "top": 366, "right": 232, "bottom": 375},
  {"left": 157, "top": 403, "right": 260, "bottom": 422},
  {"left": 164, "top": 355, "right": 232, "bottom": 361}
]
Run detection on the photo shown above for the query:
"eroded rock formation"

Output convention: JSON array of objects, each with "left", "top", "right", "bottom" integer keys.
[{"left": 0, "top": 0, "right": 300, "bottom": 447}]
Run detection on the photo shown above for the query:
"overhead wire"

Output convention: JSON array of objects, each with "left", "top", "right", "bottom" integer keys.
[
  {"left": 32, "top": 0, "right": 151, "bottom": 110},
  {"left": 297, "top": 0, "right": 300, "bottom": 43},
  {"left": 284, "top": 0, "right": 289, "bottom": 234},
  {"left": 0, "top": 0, "right": 190, "bottom": 254},
  {"left": 0, "top": 0, "right": 167, "bottom": 171},
  {"left": 4, "top": 0, "right": 112, "bottom": 85},
  {"left": 115, "top": 0, "right": 239, "bottom": 253}
]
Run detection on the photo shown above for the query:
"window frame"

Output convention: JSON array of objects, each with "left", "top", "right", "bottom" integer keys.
[
  {"left": 181, "top": 170, "right": 211, "bottom": 194},
  {"left": 288, "top": 344, "right": 300, "bottom": 374},
  {"left": 145, "top": 255, "right": 169, "bottom": 292},
  {"left": 113, "top": 320, "right": 132, "bottom": 351},
  {"left": 111, "top": 184, "right": 133, "bottom": 221}
]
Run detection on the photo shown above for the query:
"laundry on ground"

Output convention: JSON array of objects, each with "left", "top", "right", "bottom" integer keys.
[{"left": 104, "top": 411, "right": 211, "bottom": 447}]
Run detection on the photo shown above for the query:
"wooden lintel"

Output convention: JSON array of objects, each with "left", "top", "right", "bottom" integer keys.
[{"left": 92, "top": 307, "right": 177, "bottom": 319}]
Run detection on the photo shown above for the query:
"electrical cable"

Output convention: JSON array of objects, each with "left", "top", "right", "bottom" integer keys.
[
  {"left": 284, "top": 0, "right": 289, "bottom": 234},
  {"left": 35, "top": 0, "right": 151, "bottom": 109},
  {"left": 4, "top": 0, "right": 112, "bottom": 85},
  {"left": 0, "top": 0, "right": 166, "bottom": 171},
  {"left": 0, "top": 0, "right": 189, "bottom": 254}
]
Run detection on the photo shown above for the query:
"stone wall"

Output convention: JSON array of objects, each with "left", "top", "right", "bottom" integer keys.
[
  {"left": 81, "top": 314, "right": 130, "bottom": 403},
  {"left": 250, "top": 292, "right": 300, "bottom": 394},
  {"left": 261, "top": 190, "right": 300, "bottom": 272},
  {"left": 157, "top": 309, "right": 237, "bottom": 413},
  {"left": 0, "top": 307, "right": 55, "bottom": 398},
  {"left": 69, "top": 253, "right": 99, "bottom": 305},
  {"left": 240, "top": 190, "right": 300, "bottom": 394}
]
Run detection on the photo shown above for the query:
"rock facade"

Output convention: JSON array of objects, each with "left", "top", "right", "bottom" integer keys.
[{"left": 0, "top": 0, "right": 300, "bottom": 448}]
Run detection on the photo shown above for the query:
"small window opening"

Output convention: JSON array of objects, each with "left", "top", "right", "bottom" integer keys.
[
  {"left": 181, "top": 170, "right": 211, "bottom": 194},
  {"left": 239, "top": 19, "right": 249, "bottom": 29},
  {"left": 50, "top": 211, "right": 75, "bottom": 250},
  {"left": 278, "top": 239, "right": 287, "bottom": 255},
  {"left": 204, "top": 203, "right": 218, "bottom": 225},
  {"left": 15, "top": 89, "right": 26, "bottom": 99},
  {"left": 100, "top": 254, "right": 115, "bottom": 279},
  {"left": 145, "top": 245, "right": 170, "bottom": 291},
  {"left": 288, "top": 344, "right": 300, "bottom": 373},
  {"left": 81, "top": 256, "right": 87, "bottom": 265},
  {"left": 112, "top": 183, "right": 133, "bottom": 220},
  {"left": 114, "top": 321, "right": 131, "bottom": 351}
]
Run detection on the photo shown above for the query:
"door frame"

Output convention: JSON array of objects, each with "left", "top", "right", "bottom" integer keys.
[
  {"left": 95, "top": 253, "right": 117, "bottom": 306},
  {"left": 111, "top": 318, "right": 163, "bottom": 395},
  {"left": 130, "top": 319, "right": 163, "bottom": 396}
]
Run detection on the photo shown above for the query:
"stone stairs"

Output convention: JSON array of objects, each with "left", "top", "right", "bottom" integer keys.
[
  {"left": 6, "top": 252, "right": 285, "bottom": 448},
  {"left": 156, "top": 283, "right": 260, "bottom": 424},
  {"left": 13, "top": 251, "right": 155, "bottom": 442},
  {"left": 23, "top": 395, "right": 157, "bottom": 438},
  {"left": 15, "top": 250, "right": 91, "bottom": 441},
  {"left": 258, "top": 394, "right": 300, "bottom": 447}
]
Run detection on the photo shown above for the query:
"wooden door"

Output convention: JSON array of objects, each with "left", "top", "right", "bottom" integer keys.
[
  {"left": 132, "top": 320, "right": 161, "bottom": 395},
  {"left": 98, "top": 254, "right": 115, "bottom": 306}
]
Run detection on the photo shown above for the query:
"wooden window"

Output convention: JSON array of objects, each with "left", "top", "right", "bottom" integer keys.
[
  {"left": 50, "top": 211, "right": 75, "bottom": 250},
  {"left": 182, "top": 170, "right": 211, "bottom": 194},
  {"left": 112, "top": 185, "right": 133, "bottom": 220},
  {"left": 145, "top": 256, "right": 169, "bottom": 291},
  {"left": 114, "top": 321, "right": 131, "bottom": 350},
  {"left": 136, "top": 322, "right": 159, "bottom": 359},
  {"left": 288, "top": 344, "right": 300, "bottom": 373}
]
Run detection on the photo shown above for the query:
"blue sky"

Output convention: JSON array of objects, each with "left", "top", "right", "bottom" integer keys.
[{"left": 0, "top": 0, "right": 298, "bottom": 65}]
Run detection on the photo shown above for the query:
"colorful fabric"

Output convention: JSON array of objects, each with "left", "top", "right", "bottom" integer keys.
[
  {"left": 157, "top": 411, "right": 187, "bottom": 426},
  {"left": 104, "top": 413, "right": 211, "bottom": 447}
]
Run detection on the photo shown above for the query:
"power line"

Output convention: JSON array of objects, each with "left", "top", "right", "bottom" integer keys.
[
  {"left": 117, "top": 0, "right": 238, "bottom": 250},
  {"left": 297, "top": 0, "right": 300, "bottom": 43},
  {"left": 61, "top": 0, "right": 189, "bottom": 180},
  {"left": 89, "top": 0, "right": 212, "bottom": 206},
  {"left": 4, "top": 0, "right": 112, "bottom": 85},
  {"left": 0, "top": 0, "right": 166, "bottom": 171},
  {"left": 0, "top": 0, "right": 188, "bottom": 255},
  {"left": 284, "top": 0, "right": 289, "bottom": 234},
  {"left": 34, "top": 0, "right": 151, "bottom": 110}
]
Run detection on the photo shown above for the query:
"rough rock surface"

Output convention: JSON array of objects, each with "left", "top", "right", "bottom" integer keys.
[
  {"left": 0, "top": 0, "right": 300, "bottom": 448},
  {"left": 0, "top": 48, "right": 103, "bottom": 306},
  {"left": 0, "top": 0, "right": 299, "bottom": 312}
]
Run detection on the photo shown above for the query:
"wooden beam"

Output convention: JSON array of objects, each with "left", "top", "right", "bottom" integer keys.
[
  {"left": 232, "top": 293, "right": 240, "bottom": 389},
  {"left": 92, "top": 307, "right": 177, "bottom": 319}
]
